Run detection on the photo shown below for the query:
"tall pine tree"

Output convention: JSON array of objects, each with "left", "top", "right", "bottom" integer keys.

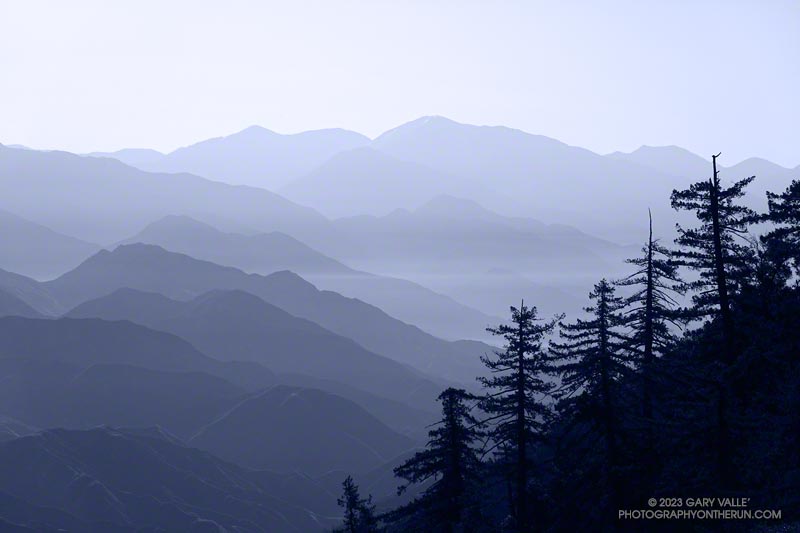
[
  {"left": 763, "top": 179, "right": 800, "bottom": 276},
  {"left": 550, "top": 279, "right": 629, "bottom": 512},
  {"left": 670, "top": 153, "right": 756, "bottom": 362},
  {"left": 617, "top": 211, "right": 683, "bottom": 435},
  {"left": 388, "top": 388, "right": 484, "bottom": 532},
  {"left": 479, "top": 302, "right": 559, "bottom": 532},
  {"left": 670, "top": 154, "right": 756, "bottom": 490}
]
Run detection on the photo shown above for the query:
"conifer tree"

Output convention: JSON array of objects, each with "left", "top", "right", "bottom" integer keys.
[
  {"left": 336, "top": 475, "right": 378, "bottom": 533},
  {"left": 670, "top": 154, "right": 756, "bottom": 490},
  {"left": 617, "top": 212, "right": 683, "bottom": 433},
  {"left": 670, "top": 153, "right": 756, "bottom": 362},
  {"left": 388, "top": 388, "right": 484, "bottom": 532},
  {"left": 479, "top": 302, "right": 559, "bottom": 532},
  {"left": 763, "top": 179, "right": 800, "bottom": 275},
  {"left": 549, "top": 279, "right": 629, "bottom": 504}
]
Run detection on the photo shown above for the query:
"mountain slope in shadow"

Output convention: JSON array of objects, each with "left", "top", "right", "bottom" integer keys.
[
  {"left": 0, "top": 269, "right": 64, "bottom": 316},
  {"left": 190, "top": 385, "right": 413, "bottom": 476},
  {"left": 66, "top": 288, "right": 445, "bottom": 410},
  {"left": 48, "top": 244, "right": 490, "bottom": 384},
  {"left": 0, "top": 427, "right": 339, "bottom": 531},
  {"left": 0, "top": 289, "right": 43, "bottom": 319},
  {"left": 0, "top": 316, "right": 275, "bottom": 391},
  {"left": 0, "top": 357, "right": 243, "bottom": 440},
  {"left": 0, "top": 210, "right": 100, "bottom": 280}
]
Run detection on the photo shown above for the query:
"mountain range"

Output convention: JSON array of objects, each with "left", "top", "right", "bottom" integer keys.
[
  {"left": 120, "top": 214, "right": 499, "bottom": 340},
  {"left": 44, "top": 243, "right": 492, "bottom": 384},
  {"left": 0, "top": 316, "right": 422, "bottom": 476},
  {"left": 0, "top": 210, "right": 99, "bottom": 280},
  {"left": 76, "top": 116, "right": 796, "bottom": 243},
  {"left": 104, "top": 126, "right": 370, "bottom": 190},
  {"left": 65, "top": 288, "right": 445, "bottom": 410},
  {"left": 1, "top": 116, "right": 796, "bottom": 530},
  {"left": 0, "top": 144, "right": 325, "bottom": 244}
]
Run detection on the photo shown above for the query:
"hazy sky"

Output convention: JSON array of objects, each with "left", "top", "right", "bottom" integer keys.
[{"left": 1, "top": 0, "right": 798, "bottom": 166}]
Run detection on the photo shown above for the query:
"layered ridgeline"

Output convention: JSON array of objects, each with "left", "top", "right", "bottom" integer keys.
[
  {"left": 314, "top": 194, "right": 629, "bottom": 319},
  {"left": 65, "top": 288, "right": 445, "bottom": 411},
  {"left": 0, "top": 316, "right": 421, "bottom": 475},
  {"left": 94, "top": 125, "right": 370, "bottom": 190},
  {"left": 119, "top": 203, "right": 622, "bottom": 324},
  {"left": 84, "top": 117, "right": 796, "bottom": 243},
  {"left": 0, "top": 269, "right": 64, "bottom": 316},
  {"left": 120, "top": 214, "right": 500, "bottom": 341},
  {"left": 0, "top": 140, "right": 666, "bottom": 335},
  {"left": 0, "top": 144, "right": 326, "bottom": 244},
  {"left": 0, "top": 210, "right": 100, "bottom": 280},
  {"left": 0, "top": 289, "right": 43, "bottom": 319},
  {"left": 46, "top": 243, "right": 491, "bottom": 384}
]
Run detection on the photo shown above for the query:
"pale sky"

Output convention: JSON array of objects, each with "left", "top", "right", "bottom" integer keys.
[{"left": 1, "top": 0, "right": 798, "bottom": 166}]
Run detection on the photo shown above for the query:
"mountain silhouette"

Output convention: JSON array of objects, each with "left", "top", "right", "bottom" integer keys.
[
  {"left": 67, "top": 288, "right": 445, "bottom": 409},
  {"left": 0, "top": 316, "right": 275, "bottom": 391},
  {"left": 368, "top": 116, "right": 683, "bottom": 240},
  {"left": 0, "top": 269, "right": 64, "bottom": 316},
  {"left": 314, "top": 195, "right": 632, "bottom": 319},
  {"left": 279, "top": 146, "right": 499, "bottom": 218},
  {"left": 0, "top": 210, "right": 99, "bottom": 280},
  {"left": 606, "top": 145, "right": 711, "bottom": 180},
  {"left": 189, "top": 385, "right": 413, "bottom": 476},
  {"left": 48, "top": 244, "right": 490, "bottom": 384},
  {"left": 137, "top": 125, "right": 370, "bottom": 189},
  {"left": 607, "top": 148, "right": 797, "bottom": 213},
  {"left": 86, "top": 147, "right": 164, "bottom": 168},
  {"left": 0, "top": 289, "right": 43, "bottom": 319},
  {"left": 123, "top": 215, "right": 352, "bottom": 275},
  {"left": 0, "top": 144, "right": 325, "bottom": 244},
  {"left": 122, "top": 214, "right": 500, "bottom": 340},
  {"left": 81, "top": 117, "right": 798, "bottom": 243}
]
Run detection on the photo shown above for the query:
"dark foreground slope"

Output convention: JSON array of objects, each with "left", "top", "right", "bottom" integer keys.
[{"left": 0, "top": 427, "right": 339, "bottom": 531}]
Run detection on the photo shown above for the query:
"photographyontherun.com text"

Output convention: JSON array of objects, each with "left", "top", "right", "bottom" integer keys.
[{"left": 619, "top": 498, "right": 782, "bottom": 521}]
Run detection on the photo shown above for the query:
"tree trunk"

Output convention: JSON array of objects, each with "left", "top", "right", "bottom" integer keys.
[
  {"left": 709, "top": 154, "right": 734, "bottom": 363},
  {"left": 598, "top": 289, "right": 618, "bottom": 502},
  {"left": 516, "top": 302, "right": 528, "bottom": 531},
  {"left": 642, "top": 211, "right": 655, "bottom": 428},
  {"left": 708, "top": 155, "right": 735, "bottom": 490}
]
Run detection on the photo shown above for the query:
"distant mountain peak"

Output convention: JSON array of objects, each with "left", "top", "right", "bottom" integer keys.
[
  {"left": 143, "top": 214, "right": 218, "bottom": 233},
  {"left": 264, "top": 269, "right": 315, "bottom": 287},
  {"left": 375, "top": 115, "right": 460, "bottom": 141},
  {"left": 229, "top": 124, "right": 279, "bottom": 139},
  {"left": 606, "top": 144, "right": 711, "bottom": 178},
  {"left": 728, "top": 156, "right": 789, "bottom": 171},
  {"left": 611, "top": 144, "right": 709, "bottom": 161},
  {"left": 113, "top": 242, "right": 170, "bottom": 255}
]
